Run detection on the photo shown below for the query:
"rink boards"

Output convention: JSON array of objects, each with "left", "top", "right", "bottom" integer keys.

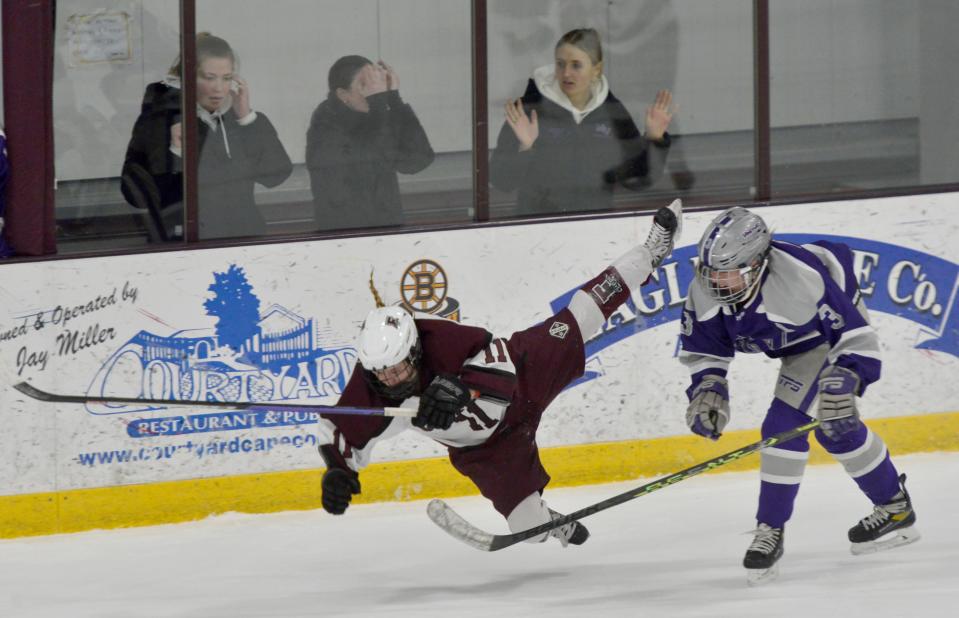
[{"left": 0, "top": 193, "right": 957, "bottom": 537}]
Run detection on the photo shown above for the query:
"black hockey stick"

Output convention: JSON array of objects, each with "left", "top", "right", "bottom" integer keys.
[
  {"left": 427, "top": 419, "right": 821, "bottom": 551},
  {"left": 12, "top": 381, "right": 417, "bottom": 417}
]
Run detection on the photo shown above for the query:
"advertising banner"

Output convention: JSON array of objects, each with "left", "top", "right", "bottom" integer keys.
[{"left": 0, "top": 194, "right": 956, "bottom": 496}]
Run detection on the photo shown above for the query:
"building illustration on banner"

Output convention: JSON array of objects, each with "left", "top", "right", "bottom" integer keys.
[
  {"left": 83, "top": 262, "right": 463, "bottom": 439},
  {"left": 86, "top": 264, "right": 354, "bottom": 427}
]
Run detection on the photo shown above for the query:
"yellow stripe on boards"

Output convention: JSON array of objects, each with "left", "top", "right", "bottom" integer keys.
[{"left": 1, "top": 411, "right": 956, "bottom": 539}]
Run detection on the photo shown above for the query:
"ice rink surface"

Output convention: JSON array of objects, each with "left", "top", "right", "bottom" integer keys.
[{"left": 1, "top": 452, "right": 956, "bottom": 618}]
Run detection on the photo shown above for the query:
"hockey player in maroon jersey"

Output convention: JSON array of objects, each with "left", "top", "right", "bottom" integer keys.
[{"left": 316, "top": 199, "right": 682, "bottom": 546}]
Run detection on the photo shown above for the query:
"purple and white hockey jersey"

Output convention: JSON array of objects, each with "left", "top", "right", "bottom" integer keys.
[{"left": 679, "top": 240, "right": 881, "bottom": 400}]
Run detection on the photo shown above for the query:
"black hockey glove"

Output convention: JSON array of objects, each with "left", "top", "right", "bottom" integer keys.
[
  {"left": 319, "top": 444, "right": 360, "bottom": 515},
  {"left": 414, "top": 374, "right": 471, "bottom": 431},
  {"left": 321, "top": 467, "right": 361, "bottom": 515}
]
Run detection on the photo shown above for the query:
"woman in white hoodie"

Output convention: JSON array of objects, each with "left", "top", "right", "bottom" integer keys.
[{"left": 490, "top": 28, "right": 674, "bottom": 216}]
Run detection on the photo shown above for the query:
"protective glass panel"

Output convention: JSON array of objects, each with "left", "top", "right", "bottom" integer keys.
[
  {"left": 487, "top": 0, "right": 756, "bottom": 219},
  {"left": 53, "top": 0, "right": 185, "bottom": 251},
  {"left": 192, "top": 0, "right": 472, "bottom": 239},
  {"left": 769, "top": 0, "right": 959, "bottom": 195}
]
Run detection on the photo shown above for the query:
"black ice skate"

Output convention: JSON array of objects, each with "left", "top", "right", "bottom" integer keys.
[
  {"left": 548, "top": 509, "right": 590, "bottom": 547},
  {"left": 743, "top": 523, "right": 784, "bottom": 586},
  {"left": 848, "top": 473, "right": 921, "bottom": 556},
  {"left": 643, "top": 199, "right": 682, "bottom": 268}
]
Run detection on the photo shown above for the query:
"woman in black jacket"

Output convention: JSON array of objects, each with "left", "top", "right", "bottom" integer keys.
[
  {"left": 490, "top": 28, "right": 674, "bottom": 216},
  {"left": 306, "top": 55, "right": 434, "bottom": 231},
  {"left": 121, "top": 33, "right": 293, "bottom": 240}
]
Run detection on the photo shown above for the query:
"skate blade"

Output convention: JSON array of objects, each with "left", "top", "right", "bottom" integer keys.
[
  {"left": 746, "top": 563, "right": 779, "bottom": 587},
  {"left": 850, "top": 526, "right": 921, "bottom": 556}
]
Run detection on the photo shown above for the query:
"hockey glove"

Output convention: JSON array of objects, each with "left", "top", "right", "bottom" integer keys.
[
  {"left": 414, "top": 374, "right": 471, "bottom": 431},
  {"left": 686, "top": 375, "right": 730, "bottom": 441},
  {"left": 321, "top": 467, "right": 361, "bottom": 515},
  {"left": 319, "top": 444, "right": 360, "bottom": 515},
  {"left": 817, "top": 365, "right": 861, "bottom": 440}
]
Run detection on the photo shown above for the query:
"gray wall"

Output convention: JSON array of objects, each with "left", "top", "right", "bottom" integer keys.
[
  {"left": 919, "top": 0, "right": 959, "bottom": 184},
  {"left": 52, "top": 0, "right": 923, "bottom": 182},
  {"left": 770, "top": 0, "right": 919, "bottom": 127}
]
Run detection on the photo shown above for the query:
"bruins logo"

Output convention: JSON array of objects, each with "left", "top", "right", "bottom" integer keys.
[{"left": 400, "top": 259, "right": 460, "bottom": 321}]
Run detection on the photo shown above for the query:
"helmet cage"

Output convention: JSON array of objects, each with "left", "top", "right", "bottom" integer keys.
[
  {"left": 697, "top": 253, "right": 768, "bottom": 306},
  {"left": 362, "top": 339, "right": 422, "bottom": 400},
  {"left": 355, "top": 306, "right": 422, "bottom": 400}
]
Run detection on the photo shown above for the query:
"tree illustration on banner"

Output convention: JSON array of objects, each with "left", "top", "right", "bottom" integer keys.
[{"left": 204, "top": 264, "right": 261, "bottom": 356}]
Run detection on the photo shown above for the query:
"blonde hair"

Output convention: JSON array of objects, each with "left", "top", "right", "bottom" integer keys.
[{"left": 556, "top": 28, "right": 603, "bottom": 66}]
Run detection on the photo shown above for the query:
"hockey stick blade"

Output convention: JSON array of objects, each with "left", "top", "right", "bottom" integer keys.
[
  {"left": 428, "top": 419, "right": 820, "bottom": 551},
  {"left": 12, "top": 381, "right": 417, "bottom": 418}
]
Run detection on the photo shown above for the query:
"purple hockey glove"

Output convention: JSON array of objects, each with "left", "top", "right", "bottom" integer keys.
[
  {"left": 817, "top": 365, "right": 861, "bottom": 440},
  {"left": 686, "top": 375, "right": 730, "bottom": 441}
]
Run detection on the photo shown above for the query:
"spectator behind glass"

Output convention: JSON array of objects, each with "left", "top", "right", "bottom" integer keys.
[
  {"left": 120, "top": 33, "right": 293, "bottom": 240},
  {"left": 306, "top": 55, "right": 434, "bottom": 231},
  {"left": 490, "top": 28, "right": 675, "bottom": 216}
]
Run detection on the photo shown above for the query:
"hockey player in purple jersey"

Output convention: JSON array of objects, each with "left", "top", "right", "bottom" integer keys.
[
  {"left": 316, "top": 199, "right": 682, "bottom": 547},
  {"left": 680, "top": 207, "right": 920, "bottom": 585}
]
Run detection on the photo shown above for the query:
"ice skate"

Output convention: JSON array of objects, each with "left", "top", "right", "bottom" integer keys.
[
  {"left": 548, "top": 509, "right": 590, "bottom": 547},
  {"left": 743, "top": 523, "right": 784, "bottom": 586},
  {"left": 849, "top": 473, "right": 920, "bottom": 556},
  {"left": 643, "top": 198, "right": 682, "bottom": 268}
]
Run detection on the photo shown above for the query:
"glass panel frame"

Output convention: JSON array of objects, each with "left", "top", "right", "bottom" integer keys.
[
  {"left": 182, "top": 0, "right": 475, "bottom": 241},
  {"left": 52, "top": 0, "right": 186, "bottom": 252},
  {"left": 485, "top": 0, "right": 756, "bottom": 221},
  {"left": 9, "top": 0, "right": 959, "bottom": 262}
]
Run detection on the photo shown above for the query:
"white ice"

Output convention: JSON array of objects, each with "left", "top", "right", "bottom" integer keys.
[{"left": 1, "top": 452, "right": 956, "bottom": 618}]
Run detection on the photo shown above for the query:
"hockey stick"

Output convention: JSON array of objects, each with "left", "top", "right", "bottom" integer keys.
[
  {"left": 427, "top": 419, "right": 820, "bottom": 551},
  {"left": 12, "top": 381, "right": 417, "bottom": 418}
]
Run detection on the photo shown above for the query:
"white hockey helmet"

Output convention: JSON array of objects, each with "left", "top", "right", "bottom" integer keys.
[
  {"left": 696, "top": 207, "right": 771, "bottom": 306},
  {"left": 356, "top": 306, "right": 422, "bottom": 398}
]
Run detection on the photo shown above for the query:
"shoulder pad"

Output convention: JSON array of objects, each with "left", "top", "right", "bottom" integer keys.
[
  {"left": 761, "top": 248, "right": 825, "bottom": 325},
  {"left": 801, "top": 242, "right": 850, "bottom": 292}
]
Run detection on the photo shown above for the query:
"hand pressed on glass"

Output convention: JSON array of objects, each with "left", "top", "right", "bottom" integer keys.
[{"left": 504, "top": 98, "right": 538, "bottom": 151}]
